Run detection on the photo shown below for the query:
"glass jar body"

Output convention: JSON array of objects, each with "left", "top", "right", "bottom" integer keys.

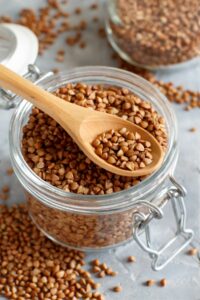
[
  {"left": 106, "top": 0, "right": 200, "bottom": 70},
  {"left": 26, "top": 179, "right": 174, "bottom": 250},
  {"left": 28, "top": 193, "right": 135, "bottom": 249},
  {"left": 9, "top": 66, "right": 178, "bottom": 251}
]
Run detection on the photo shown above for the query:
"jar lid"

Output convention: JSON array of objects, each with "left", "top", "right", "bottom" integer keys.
[{"left": 0, "top": 23, "right": 38, "bottom": 75}]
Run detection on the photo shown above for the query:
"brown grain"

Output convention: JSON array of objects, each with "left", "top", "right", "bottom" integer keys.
[
  {"left": 112, "top": 285, "right": 122, "bottom": 292},
  {"left": 1, "top": 185, "right": 9, "bottom": 193},
  {"left": 189, "top": 128, "right": 197, "bottom": 132},
  {"left": 98, "top": 27, "right": 106, "bottom": 38},
  {"left": 146, "top": 279, "right": 155, "bottom": 287},
  {"left": 160, "top": 278, "right": 167, "bottom": 287},
  {"left": 91, "top": 259, "right": 100, "bottom": 267},
  {"left": 66, "top": 32, "right": 82, "bottom": 46},
  {"left": 74, "top": 7, "right": 82, "bottom": 15},
  {"left": 98, "top": 271, "right": 105, "bottom": 278},
  {"left": 187, "top": 248, "right": 198, "bottom": 256},
  {"left": 52, "top": 68, "right": 60, "bottom": 74},
  {"left": 127, "top": 255, "right": 136, "bottom": 263},
  {"left": 6, "top": 168, "right": 13, "bottom": 176},
  {"left": 90, "top": 3, "right": 98, "bottom": 10},
  {"left": 79, "top": 41, "right": 86, "bottom": 49}
]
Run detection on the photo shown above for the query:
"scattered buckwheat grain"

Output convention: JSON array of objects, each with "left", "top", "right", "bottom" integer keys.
[
  {"left": 127, "top": 255, "right": 136, "bottom": 263},
  {"left": 6, "top": 168, "right": 13, "bottom": 176},
  {"left": 112, "top": 285, "right": 122, "bottom": 292},
  {"left": 98, "top": 27, "right": 106, "bottom": 38},
  {"left": 160, "top": 278, "right": 167, "bottom": 287},
  {"left": 74, "top": 7, "right": 82, "bottom": 15},
  {"left": 146, "top": 279, "right": 155, "bottom": 287},
  {"left": 1, "top": 185, "right": 9, "bottom": 193},
  {"left": 52, "top": 67, "right": 60, "bottom": 74},
  {"left": 189, "top": 127, "right": 197, "bottom": 132},
  {"left": 90, "top": 3, "right": 98, "bottom": 10},
  {"left": 187, "top": 248, "right": 198, "bottom": 256}
]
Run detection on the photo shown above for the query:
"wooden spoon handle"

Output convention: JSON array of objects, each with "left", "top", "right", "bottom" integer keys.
[
  {"left": 0, "top": 64, "right": 95, "bottom": 127},
  {"left": 0, "top": 64, "right": 66, "bottom": 118}
]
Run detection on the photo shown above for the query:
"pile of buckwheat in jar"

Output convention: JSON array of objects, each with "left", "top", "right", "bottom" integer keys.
[
  {"left": 22, "top": 84, "right": 167, "bottom": 194},
  {"left": 0, "top": 1, "right": 200, "bottom": 299}
]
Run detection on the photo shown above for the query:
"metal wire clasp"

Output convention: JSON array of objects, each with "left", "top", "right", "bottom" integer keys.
[
  {"left": 0, "top": 64, "right": 53, "bottom": 109},
  {"left": 133, "top": 176, "right": 194, "bottom": 271}
]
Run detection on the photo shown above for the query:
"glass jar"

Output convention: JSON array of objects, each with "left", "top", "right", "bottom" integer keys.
[
  {"left": 3, "top": 65, "right": 193, "bottom": 270},
  {"left": 106, "top": 0, "right": 200, "bottom": 70}
]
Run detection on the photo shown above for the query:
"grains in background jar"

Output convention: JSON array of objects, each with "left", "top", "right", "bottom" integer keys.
[
  {"left": 109, "top": 0, "right": 200, "bottom": 67},
  {"left": 92, "top": 128, "right": 153, "bottom": 171}
]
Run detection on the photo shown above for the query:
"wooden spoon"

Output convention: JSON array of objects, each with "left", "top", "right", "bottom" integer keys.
[{"left": 0, "top": 64, "right": 164, "bottom": 177}]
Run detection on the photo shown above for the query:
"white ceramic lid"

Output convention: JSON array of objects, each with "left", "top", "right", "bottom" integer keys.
[{"left": 0, "top": 23, "right": 38, "bottom": 75}]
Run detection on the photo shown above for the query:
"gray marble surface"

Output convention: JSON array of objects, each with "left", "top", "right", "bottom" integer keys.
[{"left": 0, "top": 1, "right": 200, "bottom": 299}]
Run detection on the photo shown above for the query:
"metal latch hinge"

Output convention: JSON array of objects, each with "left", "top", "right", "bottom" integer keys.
[{"left": 133, "top": 176, "right": 194, "bottom": 271}]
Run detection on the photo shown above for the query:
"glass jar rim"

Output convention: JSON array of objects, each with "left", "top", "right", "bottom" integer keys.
[{"left": 9, "top": 66, "right": 178, "bottom": 212}]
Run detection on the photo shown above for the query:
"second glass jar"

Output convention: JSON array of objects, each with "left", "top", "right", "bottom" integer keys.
[{"left": 106, "top": 0, "right": 200, "bottom": 70}]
